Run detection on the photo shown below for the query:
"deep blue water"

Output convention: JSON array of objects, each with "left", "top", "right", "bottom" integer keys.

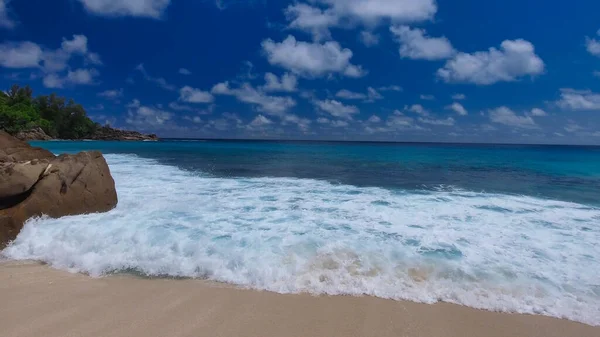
[{"left": 32, "top": 140, "right": 600, "bottom": 206}]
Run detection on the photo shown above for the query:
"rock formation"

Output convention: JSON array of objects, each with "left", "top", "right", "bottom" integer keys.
[
  {"left": 14, "top": 127, "right": 53, "bottom": 141},
  {"left": 0, "top": 131, "right": 118, "bottom": 248},
  {"left": 89, "top": 126, "right": 158, "bottom": 141}
]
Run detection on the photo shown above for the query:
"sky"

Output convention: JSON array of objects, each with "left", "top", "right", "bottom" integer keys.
[{"left": 0, "top": 0, "right": 599, "bottom": 144}]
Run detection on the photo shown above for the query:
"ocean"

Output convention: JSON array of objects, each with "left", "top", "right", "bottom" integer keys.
[{"left": 2, "top": 140, "right": 600, "bottom": 325}]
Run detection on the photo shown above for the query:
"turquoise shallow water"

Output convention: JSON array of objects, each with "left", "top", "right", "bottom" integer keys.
[
  {"left": 31, "top": 140, "right": 600, "bottom": 205},
  {"left": 4, "top": 140, "right": 599, "bottom": 325}
]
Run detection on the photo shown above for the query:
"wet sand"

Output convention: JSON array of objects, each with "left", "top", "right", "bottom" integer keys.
[{"left": 1, "top": 260, "right": 598, "bottom": 337}]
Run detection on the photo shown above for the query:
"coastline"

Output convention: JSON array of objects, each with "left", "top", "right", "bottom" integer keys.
[{"left": 1, "top": 260, "right": 598, "bottom": 337}]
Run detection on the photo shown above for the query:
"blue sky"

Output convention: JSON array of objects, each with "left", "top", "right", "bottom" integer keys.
[{"left": 0, "top": 0, "right": 599, "bottom": 143}]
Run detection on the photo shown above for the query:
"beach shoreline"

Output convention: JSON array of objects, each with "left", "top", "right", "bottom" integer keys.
[{"left": 1, "top": 260, "right": 598, "bottom": 337}]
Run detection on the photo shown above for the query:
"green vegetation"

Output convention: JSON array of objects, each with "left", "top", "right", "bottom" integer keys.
[{"left": 0, "top": 84, "right": 99, "bottom": 139}]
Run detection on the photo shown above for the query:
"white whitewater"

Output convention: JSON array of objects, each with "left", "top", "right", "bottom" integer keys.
[{"left": 3, "top": 154, "right": 600, "bottom": 325}]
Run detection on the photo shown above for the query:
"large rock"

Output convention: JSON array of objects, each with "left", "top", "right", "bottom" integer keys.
[
  {"left": 0, "top": 134, "right": 118, "bottom": 248},
  {"left": 0, "top": 130, "right": 54, "bottom": 162},
  {"left": 0, "top": 160, "right": 51, "bottom": 199},
  {"left": 14, "top": 127, "right": 53, "bottom": 141}
]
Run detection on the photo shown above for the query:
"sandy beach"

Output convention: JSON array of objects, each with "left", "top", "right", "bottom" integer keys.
[{"left": 0, "top": 260, "right": 597, "bottom": 337}]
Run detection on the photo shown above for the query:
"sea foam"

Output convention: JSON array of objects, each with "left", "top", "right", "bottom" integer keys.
[{"left": 3, "top": 154, "right": 600, "bottom": 325}]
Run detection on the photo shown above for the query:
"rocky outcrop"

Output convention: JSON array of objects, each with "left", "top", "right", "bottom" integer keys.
[
  {"left": 0, "top": 132, "right": 118, "bottom": 248},
  {"left": 14, "top": 127, "right": 52, "bottom": 141},
  {"left": 0, "top": 131, "right": 55, "bottom": 162},
  {"left": 89, "top": 127, "right": 158, "bottom": 141}
]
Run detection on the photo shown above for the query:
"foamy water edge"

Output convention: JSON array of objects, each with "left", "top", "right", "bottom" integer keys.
[{"left": 2, "top": 154, "right": 599, "bottom": 325}]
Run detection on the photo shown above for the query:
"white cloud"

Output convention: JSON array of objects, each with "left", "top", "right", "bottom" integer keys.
[
  {"left": 285, "top": 3, "right": 337, "bottom": 41},
  {"left": 61, "top": 35, "right": 88, "bottom": 54},
  {"left": 366, "top": 87, "right": 383, "bottom": 101},
  {"left": 314, "top": 99, "right": 359, "bottom": 119},
  {"left": 321, "top": 0, "right": 437, "bottom": 24},
  {"left": 136, "top": 63, "right": 176, "bottom": 91},
  {"left": 77, "top": 0, "right": 171, "bottom": 18},
  {"left": 452, "top": 93, "right": 466, "bottom": 100},
  {"left": 336, "top": 89, "right": 366, "bottom": 100},
  {"left": 0, "top": 0, "right": 15, "bottom": 29},
  {"left": 529, "top": 108, "right": 547, "bottom": 116},
  {"left": 390, "top": 25, "right": 455, "bottom": 60},
  {"left": 378, "top": 85, "right": 402, "bottom": 92},
  {"left": 0, "top": 35, "right": 103, "bottom": 88},
  {"left": 67, "top": 68, "right": 99, "bottom": 84},
  {"left": 126, "top": 99, "right": 173, "bottom": 128},
  {"left": 419, "top": 117, "right": 455, "bottom": 126},
  {"left": 359, "top": 31, "right": 380, "bottom": 47},
  {"left": 564, "top": 121, "right": 584, "bottom": 133},
  {"left": 98, "top": 88, "right": 124, "bottom": 100},
  {"left": 261, "top": 35, "right": 365, "bottom": 78},
  {"left": 179, "top": 68, "right": 192, "bottom": 75},
  {"left": 248, "top": 114, "right": 273, "bottom": 128},
  {"left": 0, "top": 41, "right": 42, "bottom": 68},
  {"left": 367, "top": 115, "right": 381, "bottom": 123},
  {"left": 437, "top": 39, "right": 544, "bottom": 85},
  {"left": 556, "top": 88, "right": 600, "bottom": 111},
  {"left": 335, "top": 87, "right": 382, "bottom": 101},
  {"left": 179, "top": 86, "right": 214, "bottom": 103},
  {"left": 406, "top": 104, "right": 429, "bottom": 116},
  {"left": 42, "top": 74, "right": 64, "bottom": 88},
  {"left": 594, "top": 71, "right": 600, "bottom": 78},
  {"left": 446, "top": 102, "right": 468, "bottom": 116},
  {"left": 420, "top": 94, "right": 435, "bottom": 100},
  {"left": 586, "top": 30, "right": 600, "bottom": 57},
  {"left": 284, "top": 0, "right": 436, "bottom": 41},
  {"left": 211, "top": 81, "right": 297, "bottom": 116},
  {"left": 262, "top": 72, "right": 298, "bottom": 92},
  {"left": 488, "top": 106, "right": 536, "bottom": 128}
]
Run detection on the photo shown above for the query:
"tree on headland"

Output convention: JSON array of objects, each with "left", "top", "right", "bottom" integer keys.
[{"left": 0, "top": 84, "right": 99, "bottom": 139}]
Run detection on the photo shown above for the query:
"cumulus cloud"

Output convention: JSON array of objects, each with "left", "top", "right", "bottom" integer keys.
[
  {"left": 179, "top": 68, "right": 192, "bottom": 75},
  {"left": 98, "top": 88, "right": 124, "bottom": 100},
  {"left": 261, "top": 35, "right": 365, "bottom": 78},
  {"left": 420, "top": 94, "right": 435, "bottom": 100},
  {"left": 556, "top": 88, "right": 600, "bottom": 111},
  {"left": 67, "top": 68, "right": 99, "bottom": 84},
  {"left": 488, "top": 106, "right": 536, "bottom": 128},
  {"left": 359, "top": 31, "right": 380, "bottom": 47},
  {"left": 0, "top": 35, "right": 104, "bottom": 88},
  {"left": 378, "top": 85, "right": 402, "bottom": 92},
  {"left": 336, "top": 89, "right": 366, "bottom": 100},
  {"left": 419, "top": 117, "right": 455, "bottom": 126},
  {"left": 261, "top": 72, "right": 298, "bottom": 92},
  {"left": 390, "top": 25, "right": 455, "bottom": 60},
  {"left": 135, "top": 64, "right": 176, "bottom": 91},
  {"left": 285, "top": 3, "right": 338, "bottom": 41},
  {"left": 367, "top": 115, "right": 381, "bottom": 123},
  {"left": 437, "top": 39, "right": 544, "bottom": 85},
  {"left": 77, "top": 0, "right": 171, "bottom": 18},
  {"left": 336, "top": 87, "right": 383, "bottom": 101},
  {"left": 529, "top": 108, "right": 547, "bottom": 116},
  {"left": 406, "top": 104, "right": 429, "bottom": 116},
  {"left": 248, "top": 114, "right": 273, "bottom": 129},
  {"left": 586, "top": 30, "right": 600, "bottom": 57},
  {"left": 446, "top": 102, "right": 468, "bottom": 116},
  {"left": 452, "top": 93, "right": 466, "bottom": 100},
  {"left": 212, "top": 81, "right": 297, "bottom": 117},
  {"left": 0, "top": 0, "right": 15, "bottom": 29},
  {"left": 313, "top": 99, "right": 359, "bottom": 119},
  {"left": 284, "top": 0, "right": 436, "bottom": 40},
  {"left": 179, "top": 86, "right": 214, "bottom": 103},
  {"left": 126, "top": 99, "right": 173, "bottom": 128},
  {"left": 0, "top": 41, "right": 43, "bottom": 68}
]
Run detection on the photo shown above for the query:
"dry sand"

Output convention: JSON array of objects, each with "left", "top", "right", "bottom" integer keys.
[{"left": 1, "top": 260, "right": 598, "bottom": 337}]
